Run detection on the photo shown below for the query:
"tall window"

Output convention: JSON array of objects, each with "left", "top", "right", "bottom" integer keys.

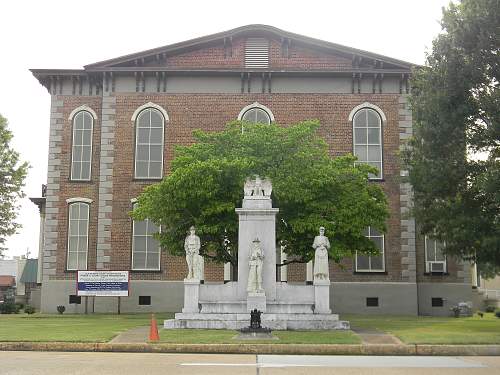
[
  {"left": 353, "top": 108, "right": 383, "bottom": 178},
  {"left": 356, "top": 227, "right": 385, "bottom": 272},
  {"left": 131, "top": 203, "right": 160, "bottom": 270},
  {"left": 134, "top": 108, "right": 164, "bottom": 179},
  {"left": 425, "top": 236, "right": 446, "bottom": 272},
  {"left": 67, "top": 202, "right": 89, "bottom": 270},
  {"left": 71, "top": 111, "right": 93, "bottom": 181}
]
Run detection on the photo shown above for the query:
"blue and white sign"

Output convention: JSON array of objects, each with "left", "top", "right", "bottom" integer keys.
[{"left": 77, "top": 271, "right": 129, "bottom": 297}]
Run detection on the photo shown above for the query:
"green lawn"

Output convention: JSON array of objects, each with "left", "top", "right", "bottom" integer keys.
[
  {"left": 2, "top": 312, "right": 499, "bottom": 344},
  {"left": 0, "top": 313, "right": 172, "bottom": 342},
  {"left": 345, "top": 313, "right": 500, "bottom": 344},
  {"left": 158, "top": 329, "right": 360, "bottom": 344}
]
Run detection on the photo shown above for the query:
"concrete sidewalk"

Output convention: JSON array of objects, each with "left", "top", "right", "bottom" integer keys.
[
  {"left": 109, "top": 326, "right": 150, "bottom": 344},
  {"left": 351, "top": 328, "right": 403, "bottom": 345}
]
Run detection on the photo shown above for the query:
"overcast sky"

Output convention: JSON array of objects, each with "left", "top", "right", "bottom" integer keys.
[{"left": 0, "top": 0, "right": 451, "bottom": 259}]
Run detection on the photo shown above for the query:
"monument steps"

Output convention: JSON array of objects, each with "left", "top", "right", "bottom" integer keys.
[
  {"left": 199, "top": 300, "right": 314, "bottom": 314},
  {"left": 164, "top": 312, "right": 350, "bottom": 330}
]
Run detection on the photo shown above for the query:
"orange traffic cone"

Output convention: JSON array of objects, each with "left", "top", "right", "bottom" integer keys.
[{"left": 149, "top": 313, "right": 160, "bottom": 342}]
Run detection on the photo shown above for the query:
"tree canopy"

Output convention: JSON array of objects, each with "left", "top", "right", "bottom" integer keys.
[
  {"left": 132, "top": 120, "right": 388, "bottom": 266},
  {"left": 405, "top": 0, "right": 499, "bottom": 266},
  {"left": 0, "top": 114, "right": 28, "bottom": 257}
]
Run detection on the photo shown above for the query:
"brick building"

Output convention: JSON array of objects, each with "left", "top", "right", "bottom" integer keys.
[{"left": 31, "top": 25, "right": 472, "bottom": 315}]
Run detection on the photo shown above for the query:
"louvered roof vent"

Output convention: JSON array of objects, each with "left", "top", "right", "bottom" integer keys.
[{"left": 245, "top": 38, "right": 269, "bottom": 68}]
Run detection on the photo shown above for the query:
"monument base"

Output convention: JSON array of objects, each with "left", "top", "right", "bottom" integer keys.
[
  {"left": 181, "top": 279, "right": 200, "bottom": 313},
  {"left": 164, "top": 312, "right": 350, "bottom": 330},
  {"left": 247, "top": 292, "right": 266, "bottom": 312},
  {"left": 314, "top": 279, "right": 332, "bottom": 314}
]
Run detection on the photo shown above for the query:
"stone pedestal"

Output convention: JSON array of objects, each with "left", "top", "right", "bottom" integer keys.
[
  {"left": 247, "top": 292, "right": 266, "bottom": 312},
  {"left": 182, "top": 279, "right": 200, "bottom": 313},
  {"left": 313, "top": 279, "right": 331, "bottom": 314},
  {"left": 236, "top": 197, "right": 279, "bottom": 300}
]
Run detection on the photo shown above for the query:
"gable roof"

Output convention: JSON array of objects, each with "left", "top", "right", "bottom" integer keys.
[{"left": 84, "top": 24, "right": 415, "bottom": 71}]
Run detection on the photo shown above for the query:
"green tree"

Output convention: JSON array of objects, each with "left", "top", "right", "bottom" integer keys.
[
  {"left": 406, "top": 0, "right": 499, "bottom": 266},
  {"left": 133, "top": 120, "right": 389, "bottom": 266},
  {"left": 0, "top": 114, "right": 28, "bottom": 257}
]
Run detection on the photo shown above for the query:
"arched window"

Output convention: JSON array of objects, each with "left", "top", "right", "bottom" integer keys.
[
  {"left": 238, "top": 102, "right": 274, "bottom": 125},
  {"left": 131, "top": 203, "right": 161, "bottom": 270},
  {"left": 134, "top": 108, "right": 164, "bottom": 179},
  {"left": 352, "top": 107, "right": 383, "bottom": 178},
  {"left": 71, "top": 111, "right": 93, "bottom": 181},
  {"left": 67, "top": 201, "right": 90, "bottom": 270},
  {"left": 355, "top": 227, "right": 385, "bottom": 272}
]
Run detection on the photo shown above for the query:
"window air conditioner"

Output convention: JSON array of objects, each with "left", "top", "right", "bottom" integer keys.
[{"left": 429, "top": 262, "right": 445, "bottom": 273}]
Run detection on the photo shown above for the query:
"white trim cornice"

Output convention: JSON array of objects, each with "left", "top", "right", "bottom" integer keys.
[
  {"left": 66, "top": 197, "right": 93, "bottom": 204},
  {"left": 68, "top": 105, "right": 98, "bottom": 120},
  {"left": 348, "top": 102, "right": 387, "bottom": 122},
  {"left": 131, "top": 102, "right": 170, "bottom": 122},
  {"left": 237, "top": 102, "right": 275, "bottom": 122}
]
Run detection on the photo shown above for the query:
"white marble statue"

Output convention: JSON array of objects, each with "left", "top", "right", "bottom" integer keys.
[
  {"left": 247, "top": 238, "right": 264, "bottom": 293},
  {"left": 244, "top": 176, "right": 272, "bottom": 197},
  {"left": 312, "top": 226, "right": 330, "bottom": 281},
  {"left": 194, "top": 254, "right": 204, "bottom": 280},
  {"left": 184, "top": 226, "right": 201, "bottom": 279}
]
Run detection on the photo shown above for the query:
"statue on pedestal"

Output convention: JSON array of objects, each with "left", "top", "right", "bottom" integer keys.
[
  {"left": 247, "top": 238, "right": 264, "bottom": 293},
  {"left": 312, "top": 226, "right": 330, "bottom": 281},
  {"left": 184, "top": 226, "right": 201, "bottom": 279},
  {"left": 244, "top": 176, "right": 272, "bottom": 197}
]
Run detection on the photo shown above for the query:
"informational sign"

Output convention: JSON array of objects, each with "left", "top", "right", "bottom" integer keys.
[{"left": 77, "top": 271, "right": 129, "bottom": 297}]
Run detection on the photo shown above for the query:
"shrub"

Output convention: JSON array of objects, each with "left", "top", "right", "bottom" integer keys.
[
  {"left": 485, "top": 305, "right": 496, "bottom": 313},
  {"left": 0, "top": 302, "right": 20, "bottom": 314},
  {"left": 24, "top": 305, "right": 35, "bottom": 314},
  {"left": 16, "top": 303, "right": 24, "bottom": 310},
  {"left": 495, "top": 311, "right": 500, "bottom": 319},
  {"left": 57, "top": 305, "right": 66, "bottom": 314}
]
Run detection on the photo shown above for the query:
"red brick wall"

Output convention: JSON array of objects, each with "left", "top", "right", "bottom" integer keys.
[
  {"left": 158, "top": 37, "right": 353, "bottom": 71},
  {"left": 54, "top": 96, "right": 102, "bottom": 279},
  {"left": 105, "top": 93, "right": 401, "bottom": 282}
]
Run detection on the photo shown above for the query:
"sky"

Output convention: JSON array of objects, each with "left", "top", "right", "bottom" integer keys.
[{"left": 0, "top": 0, "right": 451, "bottom": 259}]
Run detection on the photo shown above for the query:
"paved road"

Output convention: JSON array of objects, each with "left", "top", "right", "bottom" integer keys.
[{"left": 0, "top": 352, "right": 498, "bottom": 374}]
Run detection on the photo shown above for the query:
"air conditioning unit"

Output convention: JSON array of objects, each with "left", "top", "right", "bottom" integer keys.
[{"left": 429, "top": 262, "right": 445, "bottom": 273}]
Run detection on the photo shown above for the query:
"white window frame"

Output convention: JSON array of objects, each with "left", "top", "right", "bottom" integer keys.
[
  {"left": 350, "top": 104, "right": 385, "bottom": 180},
  {"left": 134, "top": 108, "right": 165, "bottom": 179},
  {"left": 70, "top": 110, "right": 94, "bottom": 181},
  {"left": 131, "top": 203, "right": 161, "bottom": 271},
  {"left": 237, "top": 102, "right": 274, "bottom": 124},
  {"left": 66, "top": 201, "right": 90, "bottom": 271},
  {"left": 355, "top": 227, "right": 385, "bottom": 272},
  {"left": 425, "top": 236, "right": 447, "bottom": 273}
]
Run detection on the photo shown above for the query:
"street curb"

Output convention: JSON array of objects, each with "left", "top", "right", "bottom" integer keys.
[{"left": 1, "top": 342, "right": 500, "bottom": 356}]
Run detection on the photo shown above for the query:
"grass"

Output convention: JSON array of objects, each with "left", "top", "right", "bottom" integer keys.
[
  {"left": 345, "top": 313, "right": 500, "bottom": 344},
  {"left": 0, "top": 313, "right": 173, "bottom": 342},
  {"left": 2, "top": 312, "right": 499, "bottom": 345},
  {"left": 158, "top": 329, "right": 361, "bottom": 344}
]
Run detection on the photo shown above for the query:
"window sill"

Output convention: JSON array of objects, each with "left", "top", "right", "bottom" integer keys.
[
  {"left": 68, "top": 179, "right": 93, "bottom": 183},
  {"left": 132, "top": 178, "right": 163, "bottom": 182},
  {"left": 130, "top": 269, "right": 163, "bottom": 273},
  {"left": 424, "top": 272, "right": 449, "bottom": 276},
  {"left": 354, "top": 271, "right": 387, "bottom": 275}
]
